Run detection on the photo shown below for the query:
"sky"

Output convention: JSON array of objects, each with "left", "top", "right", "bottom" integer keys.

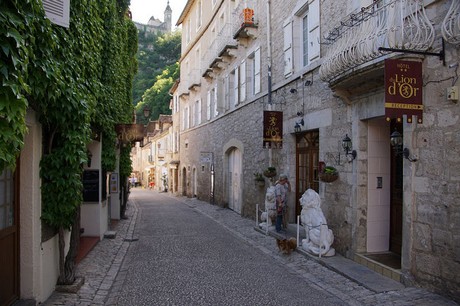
[{"left": 130, "top": 0, "right": 188, "bottom": 27}]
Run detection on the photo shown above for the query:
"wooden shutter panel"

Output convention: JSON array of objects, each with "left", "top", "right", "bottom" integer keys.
[
  {"left": 240, "top": 61, "right": 246, "bottom": 102},
  {"left": 283, "top": 21, "right": 293, "bottom": 77},
  {"left": 308, "top": 0, "right": 320, "bottom": 62},
  {"left": 42, "top": 0, "right": 70, "bottom": 28}
]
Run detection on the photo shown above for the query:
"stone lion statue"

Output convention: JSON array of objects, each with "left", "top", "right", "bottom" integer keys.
[
  {"left": 259, "top": 186, "right": 277, "bottom": 229},
  {"left": 300, "top": 189, "right": 335, "bottom": 256}
]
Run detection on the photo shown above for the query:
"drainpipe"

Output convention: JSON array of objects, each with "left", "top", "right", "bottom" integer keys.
[
  {"left": 266, "top": 0, "right": 273, "bottom": 167},
  {"left": 266, "top": 0, "right": 272, "bottom": 107}
]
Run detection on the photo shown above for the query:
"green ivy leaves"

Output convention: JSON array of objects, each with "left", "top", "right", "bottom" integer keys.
[{"left": 1, "top": 0, "right": 137, "bottom": 230}]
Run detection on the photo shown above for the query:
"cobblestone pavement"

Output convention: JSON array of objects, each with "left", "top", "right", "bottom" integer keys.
[{"left": 43, "top": 190, "right": 458, "bottom": 306}]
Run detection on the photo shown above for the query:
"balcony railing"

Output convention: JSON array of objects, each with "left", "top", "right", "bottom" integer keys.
[
  {"left": 202, "top": 22, "right": 240, "bottom": 79},
  {"left": 319, "top": 0, "right": 435, "bottom": 83},
  {"left": 442, "top": 0, "right": 460, "bottom": 45}
]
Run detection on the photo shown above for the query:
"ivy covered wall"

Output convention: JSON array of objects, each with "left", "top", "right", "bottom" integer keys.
[{"left": 0, "top": 0, "right": 137, "bottom": 282}]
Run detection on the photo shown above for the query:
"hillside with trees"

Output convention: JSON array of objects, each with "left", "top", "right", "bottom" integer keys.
[{"left": 133, "top": 29, "right": 181, "bottom": 123}]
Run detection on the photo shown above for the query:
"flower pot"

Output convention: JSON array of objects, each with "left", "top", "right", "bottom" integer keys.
[
  {"left": 319, "top": 172, "right": 338, "bottom": 183},
  {"left": 263, "top": 170, "right": 277, "bottom": 178},
  {"left": 255, "top": 180, "right": 265, "bottom": 187}
]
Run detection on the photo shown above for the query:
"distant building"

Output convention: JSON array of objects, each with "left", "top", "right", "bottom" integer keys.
[{"left": 134, "top": 1, "right": 172, "bottom": 35}]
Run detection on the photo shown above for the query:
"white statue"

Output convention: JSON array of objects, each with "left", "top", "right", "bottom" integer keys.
[
  {"left": 259, "top": 186, "right": 277, "bottom": 229},
  {"left": 300, "top": 189, "right": 335, "bottom": 256}
]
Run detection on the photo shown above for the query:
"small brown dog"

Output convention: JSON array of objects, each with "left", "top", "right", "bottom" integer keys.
[{"left": 276, "top": 237, "right": 297, "bottom": 254}]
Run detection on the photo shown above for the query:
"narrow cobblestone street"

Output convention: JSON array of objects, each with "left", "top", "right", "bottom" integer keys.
[{"left": 43, "top": 189, "right": 458, "bottom": 305}]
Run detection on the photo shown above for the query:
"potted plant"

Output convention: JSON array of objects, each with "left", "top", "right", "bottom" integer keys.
[
  {"left": 263, "top": 166, "right": 277, "bottom": 178},
  {"left": 319, "top": 166, "right": 339, "bottom": 183},
  {"left": 254, "top": 172, "right": 265, "bottom": 187}
]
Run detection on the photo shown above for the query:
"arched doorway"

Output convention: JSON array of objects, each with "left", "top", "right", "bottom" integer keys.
[{"left": 227, "top": 148, "right": 242, "bottom": 213}]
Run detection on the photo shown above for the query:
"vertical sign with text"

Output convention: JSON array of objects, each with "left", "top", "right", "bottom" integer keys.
[
  {"left": 385, "top": 59, "right": 423, "bottom": 123},
  {"left": 263, "top": 111, "right": 283, "bottom": 149}
]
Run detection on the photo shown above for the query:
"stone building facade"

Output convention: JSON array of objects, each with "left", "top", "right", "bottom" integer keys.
[{"left": 173, "top": 0, "right": 460, "bottom": 301}]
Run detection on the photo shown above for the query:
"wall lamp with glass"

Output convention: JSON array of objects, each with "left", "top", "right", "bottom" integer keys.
[
  {"left": 342, "top": 134, "right": 357, "bottom": 161},
  {"left": 390, "top": 130, "right": 418, "bottom": 162},
  {"left": 294, "top": 118, "right": 304, "bottom": 133}
]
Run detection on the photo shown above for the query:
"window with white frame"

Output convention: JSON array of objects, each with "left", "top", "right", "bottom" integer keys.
[
  {"left": 196, "top": 0, "right": 202, "bottom": 30},
  {"left": 248, "top": 48, "right": 261, "bottom": 96},
  {"left": 195, "top": 99, "right": 202, "bottom": 125},
  {"left": 291, "top": 0, "right": 320, "bottom": 71}
]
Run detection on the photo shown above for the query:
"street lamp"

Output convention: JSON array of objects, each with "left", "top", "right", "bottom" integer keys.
[{"left": 143, "top": 106, "right": 151, "bottom": 118}]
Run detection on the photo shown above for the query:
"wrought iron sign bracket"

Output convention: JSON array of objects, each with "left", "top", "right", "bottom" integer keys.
[{"left": 378, "top": 39, "right": 445, "bottom": 66}]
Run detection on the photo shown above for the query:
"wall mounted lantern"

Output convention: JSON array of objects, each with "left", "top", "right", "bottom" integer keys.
[
  {"left": 342, "top": 134, "right": 357, "bottom": 161},
  {"left": 390, "top": 130, "right": 417, "bottom": 162},
  {"left": 87, "top": 149, "right": 93, "bottom": 168},
  {"left": 294, "top": 118, "right": 304, "bottom": 133},
  {"left": 143, "top": 106, "right": 151, "bottom": 118}
]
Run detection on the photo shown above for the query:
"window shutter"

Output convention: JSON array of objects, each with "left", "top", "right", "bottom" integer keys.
[
  {"left": 254, "top": 48, "right": 261, "bottom": 94},
  {"left": 308, "top": 0, "right": 320, "bottom": 62},
  {"left": 216, "top": 79, "right": 225, "bottom": 113},
  {"left": 207, "top": 91, "right": 211, "bottom": 120},
  {"left": 197, "top": 99, "right": 201, "bottom": 124},
  {"left": 42, "top": 0, "right": 70, "bottom": 28},
  {"left": 283, "top": 21, "right": 293, "bottom": 77},
  {"left": 234, "top": 67, "right": 239, "bottom": 106},
  {"left": 240, "top": 60, "right": 246, "bottom": 102},
  {"left": 214, "top": 85, "right": 219, "bottom": 116}
]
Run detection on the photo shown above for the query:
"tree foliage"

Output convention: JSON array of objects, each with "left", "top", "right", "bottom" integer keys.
[
  {"left": 132, "top": 30, "right": 181, "bottom": 110},
  {"left": 136, "top": 62, "right": 179, "bottom": 125}
]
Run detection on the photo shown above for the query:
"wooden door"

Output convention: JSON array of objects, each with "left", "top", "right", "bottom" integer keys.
[
  {"left": 295, "top": 130, "right": 319, "bottom": 217},
  {"left": 390, "top": 121, "right": 403, "bottom": 255},
  {"left": 228, "top": 148, "right": 242, "bottom": 213},
  {"left": 0, "top": 168, "right": 19, "bottom": 306}
]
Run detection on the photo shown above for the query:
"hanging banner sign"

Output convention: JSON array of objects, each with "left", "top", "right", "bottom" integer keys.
[
  {"left": 263, "top": 111, "right": 283, "bottom": 149},
  {"left": 115, "top": 124, "right": 145, "bottom": 143},
  {"left": 384, "top": 59, "right": 423, "bottom": 123}
]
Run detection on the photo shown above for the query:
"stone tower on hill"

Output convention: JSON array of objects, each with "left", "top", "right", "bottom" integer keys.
[{"left": 134, "top": 1, "right": 172, "bottom": 35}]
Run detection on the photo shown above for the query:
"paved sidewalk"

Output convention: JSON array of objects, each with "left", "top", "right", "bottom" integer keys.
[{"left": 43, "top": 192, "right": 458, "bottom": 305}]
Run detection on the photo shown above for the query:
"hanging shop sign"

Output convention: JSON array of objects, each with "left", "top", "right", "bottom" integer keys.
[
  {"left": 385, "top": 59, "right": 423, "bottom": 123},
  {"left": 263, "top": 111, "right": 283, "bottom": 149},
  {"left": 115, "top": 124, "right": 145, "bottom": 143}
]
